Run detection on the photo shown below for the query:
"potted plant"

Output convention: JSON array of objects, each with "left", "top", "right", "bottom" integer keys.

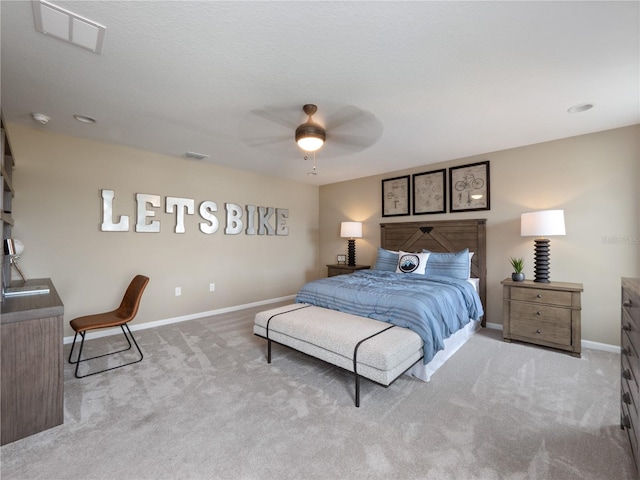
[{"left": 510, "top": 257, "right": 525, "bottom": 282}]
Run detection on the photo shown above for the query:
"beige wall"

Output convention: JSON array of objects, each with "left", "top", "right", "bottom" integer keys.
[
  {"left": 6, "top": 123, "right": 320, "bottom": 337},
  {"left": 320, "top": 125, "right": 640, "bottom": 347}
]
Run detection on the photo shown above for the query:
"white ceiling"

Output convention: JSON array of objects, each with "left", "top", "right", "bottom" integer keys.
[{"left": 1, "top": 1, "right": 638, "bottom": 186}]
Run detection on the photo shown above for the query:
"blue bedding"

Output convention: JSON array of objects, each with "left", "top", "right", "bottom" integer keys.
[{"left": 294, "top": 270, "right": 484, "bottom": 364}]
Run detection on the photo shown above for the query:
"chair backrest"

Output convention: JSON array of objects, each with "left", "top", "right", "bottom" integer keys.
[{"left": 116, "top": 275, "right": 150, "bottom": 321}]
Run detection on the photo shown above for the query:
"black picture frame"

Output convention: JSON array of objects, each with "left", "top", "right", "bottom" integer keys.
[
  {"left": 382, "top": 175, "right": 411, "bottom": 217},
  {"left": 412, "top": 169, "right": 446, "bottom": 215},
  {"left": 449, "top": 161, "right": 490, "bottom": 212}
]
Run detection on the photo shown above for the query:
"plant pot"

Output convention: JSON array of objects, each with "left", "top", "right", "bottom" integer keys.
[{"left": 512, "top": 272, "right": 525, "bottom": 282}]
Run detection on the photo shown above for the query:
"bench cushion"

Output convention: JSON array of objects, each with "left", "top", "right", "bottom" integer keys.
[{"left": 254, "top": 304, "right": 423, "bottom": 386}]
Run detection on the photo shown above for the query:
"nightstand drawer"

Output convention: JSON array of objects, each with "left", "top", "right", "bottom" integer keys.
[
  {"left": 511, "top": 287, "right": 572, "bottom": 306},
  {"left": 510, "top": 302, "right": 571, "bottom": 326},
  {"left": 510, "top": 317, "right": 571, "bottom": 345}
]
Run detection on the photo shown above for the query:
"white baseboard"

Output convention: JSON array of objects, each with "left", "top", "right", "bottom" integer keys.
[
  {"left": 64, "top": 301, "right": 621, "bottom": 355},
  {"left": 485, "top": 322, "right": 503, "bottom": 331},
  {"left": 581, "top": 339, "right": 620, "bottom": 354},
  {"left": 482, "top": 321, "right": 620, "bottom": 354},
  {"left": 63, "top": 294, "right": 296, "bottom": 344}
]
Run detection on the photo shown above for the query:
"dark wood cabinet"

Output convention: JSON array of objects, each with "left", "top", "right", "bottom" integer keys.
[
  {"left": 502, "top": 278, "right": 582, "bottom": 357},
  {"left": 621, "top": 277, "right": 640, "bottom": 478},
  {"left": 326, "top": 264, "right": 370, "bottom": 277},
  {"left": 1, "top": 278, "right": 64, "bottom": 445}
]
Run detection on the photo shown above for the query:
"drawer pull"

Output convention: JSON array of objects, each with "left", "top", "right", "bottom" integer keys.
[
  {"left": 622, "top": 347, "right": 631, "bottom": 356},
  {"left": 536, "top": 311, "right": 542, "bottom": 316},
  {"left": 624, "top": 300, "right": 633, "bottom": 307},
  {"left": 623, "top": 392, "right": 632, "bottom": 404},
  {"left": 623, "top": 369, "right": 633, "bottom": 381},
  {"left": 622, "top": 415, "right": 631, "bottom": 429},
  {"left": 536, "top": 329, "right": 541, "bottom": 334},
  {"left": 623, "top": 323, "right": 632, "bottom": 332},
  {"left": 537, "top": 294, "right": 542, "bottom": 298}
]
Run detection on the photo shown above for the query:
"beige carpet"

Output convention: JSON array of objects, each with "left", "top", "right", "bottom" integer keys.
[{"left": 0, "top": 302, "right": 634, "bottom": 480}]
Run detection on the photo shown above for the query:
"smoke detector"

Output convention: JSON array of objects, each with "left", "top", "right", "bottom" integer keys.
[{"left": 31, "top": 113, "right": 50, "bottom": 124}]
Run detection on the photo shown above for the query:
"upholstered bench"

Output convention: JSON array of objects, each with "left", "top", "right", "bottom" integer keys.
[{"left": 253, "top": 303, "right": 424, "bottom": 406}]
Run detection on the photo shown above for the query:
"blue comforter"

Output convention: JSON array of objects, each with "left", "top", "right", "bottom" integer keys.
[{"left": 294, "top": 270, "right": 484, "bottom": 364}]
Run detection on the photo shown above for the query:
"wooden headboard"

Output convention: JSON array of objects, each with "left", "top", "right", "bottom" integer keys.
[{"left": 380, "top": 219, "right": 487, "bottom": 326}]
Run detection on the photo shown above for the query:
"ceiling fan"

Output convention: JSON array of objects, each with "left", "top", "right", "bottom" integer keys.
[
  {"left": 239, "top": 103, "right": 384, "bottom": 168},
  {"left": 295, "top": 104, "right": 326, "bottom": 152}
]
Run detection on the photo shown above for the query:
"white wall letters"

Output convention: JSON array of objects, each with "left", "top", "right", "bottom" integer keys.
[{"left": 100, "top": 190, "right": 289, "bottom": 236}]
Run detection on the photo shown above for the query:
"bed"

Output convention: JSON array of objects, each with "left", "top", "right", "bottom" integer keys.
[
  {"left": 295, "top": 219, "right": 486, "bottom": 381},
  {"left": 254, "top": 219, "right": 487, "bottom": 405}
]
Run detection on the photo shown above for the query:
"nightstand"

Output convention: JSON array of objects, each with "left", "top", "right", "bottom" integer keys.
[
  {"left": 502, "top": 278, "right": 583, "bottom": 357},
  {"left": 327, "top": 265, "right": 370, "bottom": 277}
]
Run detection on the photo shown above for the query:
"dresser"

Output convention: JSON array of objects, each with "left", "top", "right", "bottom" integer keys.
[
  {"left": 326, "top": 264, "right": 370, "bottom": 277},
  {"left": 1, "top": 278, "right": 64, "bottom": 445},
  {"left": 502, "top": 279, "right": 583, "bottom": 357},
  {"left": 621, "top": 277, "right": 640, "bottom": 477}
]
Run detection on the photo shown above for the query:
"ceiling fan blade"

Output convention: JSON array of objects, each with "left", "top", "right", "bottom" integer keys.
[
  {"left": 250, "top": 106, "right": 299, "bottom": 129},
  {"left": 325, "top": 106, "right": 365, "bottom": 130},
  {"left": 246, "top": 135, "right": 290, "bottom": 147},
  {"left": 327, "top": 133, "right": 376, "bottom": 148}
]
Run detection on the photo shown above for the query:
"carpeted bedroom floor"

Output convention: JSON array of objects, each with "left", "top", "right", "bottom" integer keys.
[{"left": 0, "top": 301, "right": 634, "bottom": 480}]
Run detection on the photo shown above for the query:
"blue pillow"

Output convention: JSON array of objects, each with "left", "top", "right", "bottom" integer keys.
[
  {"left": 373, "top": 248, "right": 399, "bottom": 272},
  {"left": 422, "top": 248, "right": 471, "bottom": 280}
]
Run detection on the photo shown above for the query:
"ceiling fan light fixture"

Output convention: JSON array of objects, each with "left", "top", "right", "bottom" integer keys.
[
  {"left": 296, "top": 130, "right": 325, "bottom": 151},
  {"left": 295, "top": 104, "right": 326, "bottom": 152}
]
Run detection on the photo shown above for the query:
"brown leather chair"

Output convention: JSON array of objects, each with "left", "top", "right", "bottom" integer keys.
[{"left": 68, "top": 275, "right": 149, "bottom": 378}]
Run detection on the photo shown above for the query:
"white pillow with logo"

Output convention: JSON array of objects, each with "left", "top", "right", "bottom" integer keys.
[{"left": 396, "top": 251, "right": 430, "bottom": 275}]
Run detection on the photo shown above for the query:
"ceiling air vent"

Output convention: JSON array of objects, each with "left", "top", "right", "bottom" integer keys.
[
  {"left": 32, "top": 0, "right": 107, "bottom": 54},
  {"left": 183, "top": 151, "right": 210, "bottom": 161}
]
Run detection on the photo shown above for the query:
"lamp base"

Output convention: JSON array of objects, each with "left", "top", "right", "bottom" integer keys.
[
  {"left": 533, "top": 238, "right": 550, "bottom": 283},
  {"left": 347, "top": 239, "right": 356, "bottom": 267}
]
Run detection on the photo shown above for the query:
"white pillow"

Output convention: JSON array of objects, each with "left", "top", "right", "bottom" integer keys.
[{"left": 396, "top": 251, "right": 430, "bottom": 275}]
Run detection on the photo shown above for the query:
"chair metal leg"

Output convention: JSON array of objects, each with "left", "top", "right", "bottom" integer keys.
[{"left": 69, "top": 324, "right": 144, "bottom": 378}]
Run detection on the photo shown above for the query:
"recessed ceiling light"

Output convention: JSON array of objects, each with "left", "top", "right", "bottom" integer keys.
[
  {"left": 73, "top": 114, "right": 96, "bottom": 124},
  {"left": 567, "top": 103, "right": 594, "bottom": 113}
]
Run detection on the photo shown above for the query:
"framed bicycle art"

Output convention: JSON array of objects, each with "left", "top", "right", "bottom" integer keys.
[
  {"left": 413, "top": 169, "right": 446, "bottom": 215},
  {"left": 449, "top": 161, "right": 490, "bottom": 212},
  {"left": 382, "top": 175, "right": 410, "bottom": 217}
]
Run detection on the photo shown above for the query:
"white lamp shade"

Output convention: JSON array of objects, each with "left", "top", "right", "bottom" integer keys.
[
  {"left": 521, "top": 210, "right": 566, "bottom": 237},
  {"left": 340, "top": 221, "right": 362, "bottom": 238}
]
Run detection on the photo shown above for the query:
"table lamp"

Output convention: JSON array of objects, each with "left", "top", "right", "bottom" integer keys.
[
  {"left": 521, "top": 210, "right": 566, "bottom": 283},
  {"left": 340, "top": 222, "right": 362, "bottom": 267}
]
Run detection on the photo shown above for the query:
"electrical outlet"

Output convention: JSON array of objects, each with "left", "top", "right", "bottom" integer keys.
[
  {"left": 209, "top": 283, "right": 215, "bottom": 292},
  {"left": 175, "top": 287, "right": 181, "bottom": 296}
]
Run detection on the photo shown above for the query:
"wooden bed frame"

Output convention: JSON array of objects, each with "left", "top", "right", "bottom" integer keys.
[{"left": 380, "top": 219, "right": 487, "bottom": 326}]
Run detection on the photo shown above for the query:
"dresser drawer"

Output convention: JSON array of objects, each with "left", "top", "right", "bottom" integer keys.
[
  {"left": 510, "top": 302, "right": 571, "bottom": 326},
  {"left": 622, "top": 375, "right": 638, "bottom": 416},
  {"left": 510, "top": 317, "right": 571, "bottom": 346},
  {"left": 622, "top": 400, "right": 639, "bottom": 466},
  {"left": 623, "top": 303, "right": 640, "bottom": 329},
  {"left": 511, "top": 287, "right": 573, "bottom": 307},
  {"left": 623, "top": 331, "right": 640, "bottom": 386}
]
